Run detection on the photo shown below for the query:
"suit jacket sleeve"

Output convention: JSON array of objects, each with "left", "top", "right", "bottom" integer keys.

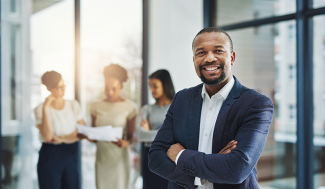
[
  {"left": 148, "top": 92, "right": 195, "bottom": 188},
  {"left": 175, "top": 95, "right": 273, "bottom": 184}
]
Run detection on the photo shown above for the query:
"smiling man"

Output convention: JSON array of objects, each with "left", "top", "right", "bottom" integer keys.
[{"left": 147, "top": 28, "right": 274, "bottom": 189}]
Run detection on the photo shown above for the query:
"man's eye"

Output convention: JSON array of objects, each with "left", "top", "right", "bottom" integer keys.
[
  {"left": 216, "top": 50, "right": 225, "bottom": 53},
  {"left": 197, "top": 52, "right": 204, "bottom": 55}
]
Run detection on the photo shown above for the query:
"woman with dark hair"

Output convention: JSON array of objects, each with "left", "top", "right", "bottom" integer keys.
[
  {"left": 90, "top": 64, "right": 138, "bottom": 189},
  {"left": 34, "top": 71, "right": 87, "bottom": 189},
  {"left": 136, "top": 69, "right": 175, "bottom": 189}
]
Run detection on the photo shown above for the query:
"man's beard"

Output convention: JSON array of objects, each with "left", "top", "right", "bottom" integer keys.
[{"left": 199, "top": 63, "right": 226, "bottom": 86}]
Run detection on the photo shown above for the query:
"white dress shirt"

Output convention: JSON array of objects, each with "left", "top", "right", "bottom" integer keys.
[{"left": 175, "top": 76, "right": 235, "bottom": 189}]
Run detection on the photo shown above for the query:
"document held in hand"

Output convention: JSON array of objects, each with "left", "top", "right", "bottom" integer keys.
[{"left": 76, "top": 124, "right": 123, "bottom": 142}]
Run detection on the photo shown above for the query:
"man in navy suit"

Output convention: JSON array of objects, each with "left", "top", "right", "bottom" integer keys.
[{"left": 148, "top": 27, "right": 274, "bottom": 189}]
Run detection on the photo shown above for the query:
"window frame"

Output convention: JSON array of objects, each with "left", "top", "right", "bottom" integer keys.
[{"left": 203, "top": 0, "right": 324, "bottom": 188}]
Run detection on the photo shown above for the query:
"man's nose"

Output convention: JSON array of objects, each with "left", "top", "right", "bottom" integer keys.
[{"left": 205, "top": 51, "right": 217, "bottom": 62}]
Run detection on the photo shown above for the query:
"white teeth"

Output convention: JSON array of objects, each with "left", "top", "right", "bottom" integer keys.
[{"left": 206, "top": 67, "right": 217, "bottom": 71}]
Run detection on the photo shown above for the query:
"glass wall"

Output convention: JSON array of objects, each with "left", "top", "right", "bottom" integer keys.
[
  {"left": 30, "top": 0, "right": 75, "bottom": 188},
  {"left": 226, "top": 21, "right": 297, "bottom": 188},
  {"left": 213, "top": 0, "right": 325, "bottom": 188},
  {"left": 314, "top": 0, "right": 325, "bottom": 9},
  {"left": 313, "top": 15, "right": 325, "bottom": 189},
  {"left": 0, "top": 0, "right": 144, "bottom": 188},
  {"left": 216, "top": 0, "right": 296, "bottom": 26},
  {"left": 1, "top": 0, "right": 35, "bottom": 188},
  {"left": 80, "top": 0, "right": 142, "bottom": 188}
]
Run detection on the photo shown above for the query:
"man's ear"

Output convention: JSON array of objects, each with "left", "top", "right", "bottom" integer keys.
[{"left": 231, "top": 51, "right": 236, "bottom": 66}]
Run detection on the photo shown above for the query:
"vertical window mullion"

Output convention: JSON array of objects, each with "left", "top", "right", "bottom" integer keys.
[
  {"left": 203, "top": 0, "right": 217, "bottom": 28},
  {"left": 142, "top": 0, "right": 149, "bottom": 106},
  {"left": 296, "top": 0, "right": 314, "bottom": 188}
]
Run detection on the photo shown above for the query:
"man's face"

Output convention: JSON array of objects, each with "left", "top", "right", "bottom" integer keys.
[{"left": 192, "top": 32, "right": 235, "bottom": 86}]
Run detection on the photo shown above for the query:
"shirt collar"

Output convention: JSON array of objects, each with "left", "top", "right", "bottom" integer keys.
[{"left": 201, "top": 76, "right": 235, "bottom": 101}]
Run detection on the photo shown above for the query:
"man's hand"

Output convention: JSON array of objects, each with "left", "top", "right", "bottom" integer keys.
[
  {"left": 166, "top": 140, "right": 237, "bottom": 162},
  {"left": 218, "top": 140, "right": 238, "bottom": 154},
  {"left": 167, "top": 143, "right": 185, "bottom": 162}
]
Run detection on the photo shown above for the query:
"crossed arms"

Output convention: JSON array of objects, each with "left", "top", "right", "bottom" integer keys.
[{"left": 148, "top": 92, "right": 273, "bottom": 187}]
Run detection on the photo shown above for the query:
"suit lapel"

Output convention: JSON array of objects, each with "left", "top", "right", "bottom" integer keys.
[
  {"left": 188, "top": 87, "right": 203, "bottom": 151},
  {"left": 212, "top": 98, "right": 236, "bottom": 153},
  {"left": 212, "top": 76, "right": 242, "bottom": 153}
]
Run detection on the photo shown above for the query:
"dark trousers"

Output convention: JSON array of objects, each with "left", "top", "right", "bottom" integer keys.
[
  {"left": 37, "top": 143, "right": 81, "bottom": 189},
  {"left": 142, "top": 143, "right": 169, "bottom": 189}
]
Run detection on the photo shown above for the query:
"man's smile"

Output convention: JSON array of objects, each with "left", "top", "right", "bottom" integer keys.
[{"left": 202, "top": 65, "right": 221, "bottom": 74}]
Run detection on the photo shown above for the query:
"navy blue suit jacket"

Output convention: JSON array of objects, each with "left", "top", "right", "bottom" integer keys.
[{"left": 148, "top": 76, "right": 274, "bottom": 189}]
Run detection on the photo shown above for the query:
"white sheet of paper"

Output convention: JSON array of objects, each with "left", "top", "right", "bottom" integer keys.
[{"left": 77, "top": 124, "right": 123, "bottom": 142}]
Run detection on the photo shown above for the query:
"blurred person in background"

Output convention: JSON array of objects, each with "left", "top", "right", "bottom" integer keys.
[
  {"left": 136, "top": 69, "right": 175, "bottom": 189},
  {"left": 34, "top": 71, "right": 87, "bottom": 189},
  {"left": 90, "top": 64, "right": 138, "bottom": 189}
]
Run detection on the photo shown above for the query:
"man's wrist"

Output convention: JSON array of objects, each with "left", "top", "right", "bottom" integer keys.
[{"left": 175, "top": 149, "right": 185, "bottom": 164}]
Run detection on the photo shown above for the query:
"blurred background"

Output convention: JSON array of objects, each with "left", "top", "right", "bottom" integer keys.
[{"left": 1, "top": 0, "right": 325, "bottom": 189}]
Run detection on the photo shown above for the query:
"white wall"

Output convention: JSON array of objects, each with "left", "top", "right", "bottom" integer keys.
[{"left": 148, "top": 0, "right": 203, "bottom": 103}]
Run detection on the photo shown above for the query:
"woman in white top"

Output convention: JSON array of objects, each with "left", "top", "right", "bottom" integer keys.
[{"left": 34, "top": 71, "right": 87, "bottom": 189}]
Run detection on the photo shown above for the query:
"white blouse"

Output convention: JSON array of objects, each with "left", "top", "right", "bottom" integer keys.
[{"left": 34, "top": 99, "right": 84, "bottom": 143}]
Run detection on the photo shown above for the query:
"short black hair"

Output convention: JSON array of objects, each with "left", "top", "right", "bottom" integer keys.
[
  {"left": 192, "top": 27, "right": 233, "bottom": 52},
  {"left": 149, "top": 69, "right": 175, "bottom": 101},
  {"left": 103, "top": 64, "right": 128, "bottom": 83},
  {"left": 41, "top": 71, "right": 62, "bottom": 89}
]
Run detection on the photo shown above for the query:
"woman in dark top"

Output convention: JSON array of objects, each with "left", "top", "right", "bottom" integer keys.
[{"left": 136, "top": 69, "right": 175, "bottom": 189}]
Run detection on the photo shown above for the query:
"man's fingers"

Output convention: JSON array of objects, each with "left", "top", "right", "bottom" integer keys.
[
  {"left": 223, "top": 141, "right": 237, "bottom": 150},
  {"left": 224, "top": 140, "right": 234, "bottom": 148},
  {"left": 231, "top": 144, "right": 237, "bottom": 149},
  {"left": 226, "top": 140, "right": 237, "bottom": 146},
  {"left": 219, "top": 141, "right": 238, "bottom": 154}
]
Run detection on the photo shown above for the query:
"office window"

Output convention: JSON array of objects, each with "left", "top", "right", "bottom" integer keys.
[
  {"left": 289, "top": 104, "right": 296, "bottom": 120},
  {"left": 323, "top": 99, "right": 325, "bottom": 124},
  {"left": 288, "top": 24, "right": 296, "bottom": 41},
  {"left": 216, "top": 0, "right": 296, "bottom": 26},
  {"left": 313, "top": 15, "right": 325, "bottom": 188},
  {"left": 323, "top": 58, "right": 325, "bottom": 84},
  {"left": 289, "top": 65, "right": 296, "bottom": 81},
  {"left": 227, "top": 21, "right": 297, "bottom": 188},
  {"left": 10, "top": 0, "right": 17, "bottom": 13},
  {"left": 79, "top": 0, "right": 143, "bottom": 188},
  {"left": 10, "top": 25, "right": 18, "bottom": 120},
  {"left": 314, "top": 0, "right": 325, "bottom": 9},
  {"left": 275, "top": 61, "right": 280, "bottom": 80}
]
